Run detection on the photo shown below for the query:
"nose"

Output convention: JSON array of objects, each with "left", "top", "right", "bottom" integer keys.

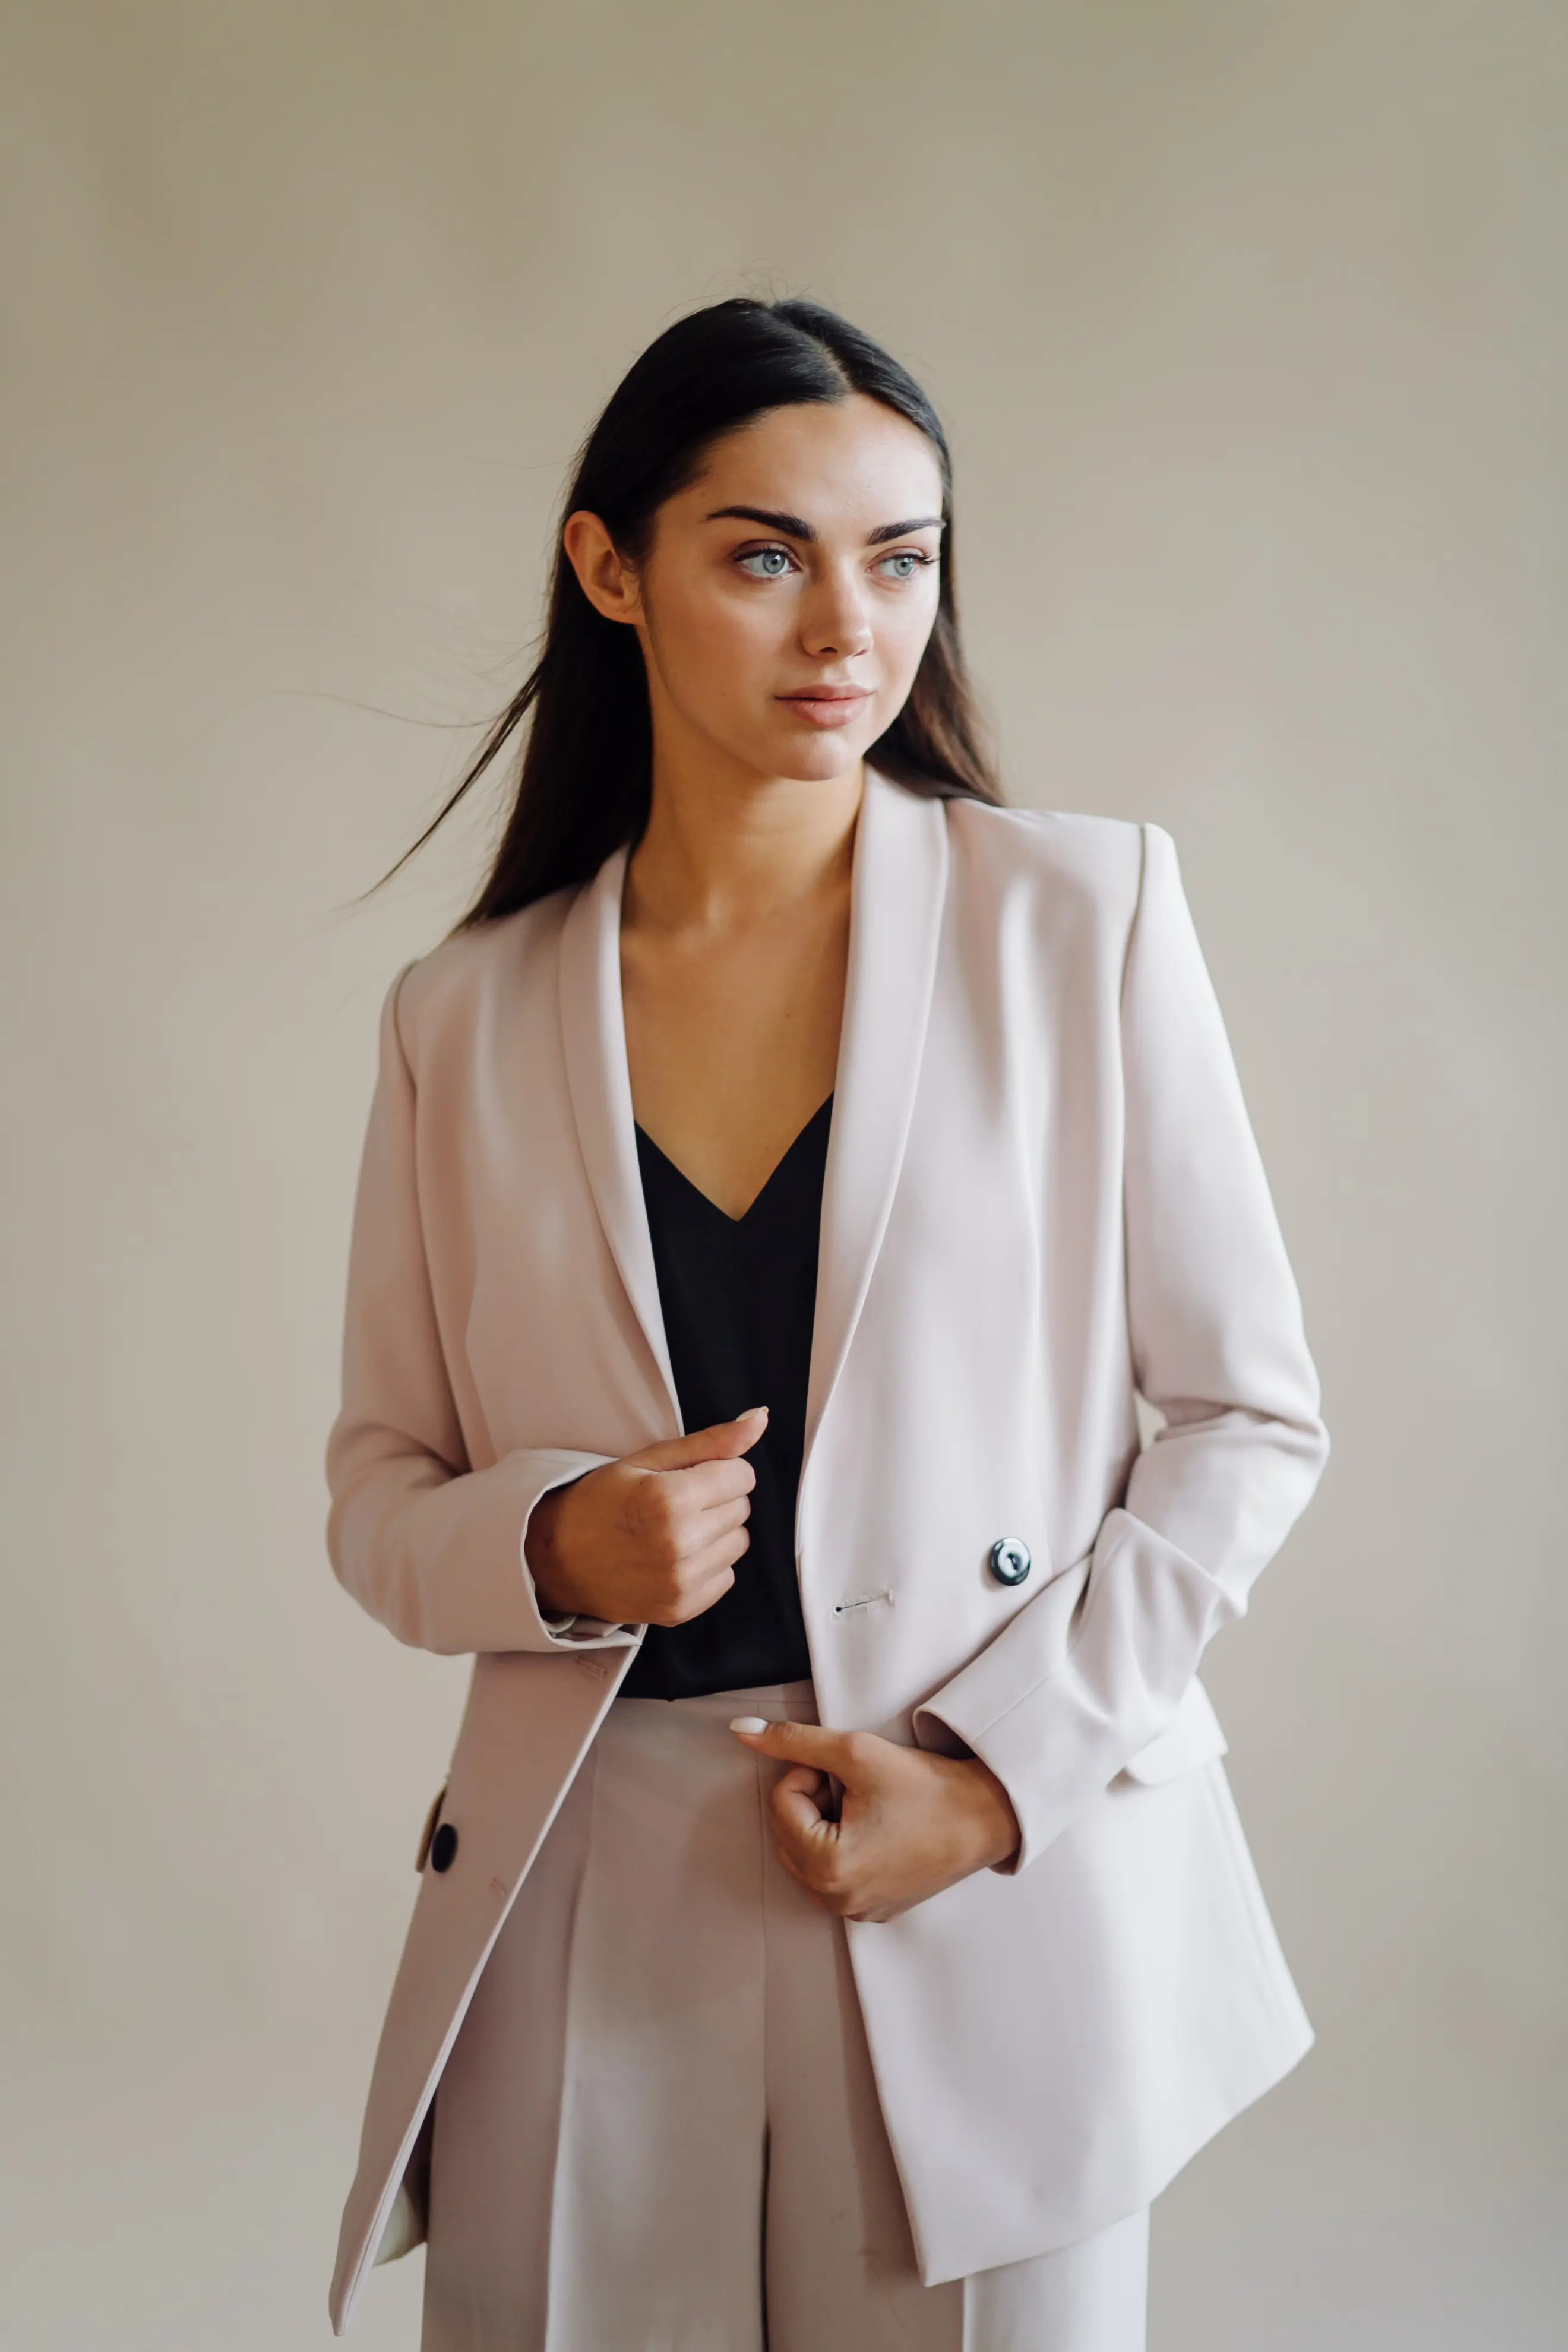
[{"left": 801, "top": 564, "right": 874, "bottom": 662}]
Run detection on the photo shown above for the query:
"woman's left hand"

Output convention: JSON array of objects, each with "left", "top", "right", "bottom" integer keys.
[{"left": 729, "top": 1719, "right": 1021, "bottom": 1921}]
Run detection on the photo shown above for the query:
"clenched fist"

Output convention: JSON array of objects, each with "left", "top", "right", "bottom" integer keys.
[{"left": 524, "top": 1408, "right": 766, "bottom": 1628}]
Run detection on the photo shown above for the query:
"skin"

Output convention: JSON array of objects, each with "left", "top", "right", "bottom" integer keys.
[{"left": 524, "top": 393, "right": 1020, "bottom": 1917}]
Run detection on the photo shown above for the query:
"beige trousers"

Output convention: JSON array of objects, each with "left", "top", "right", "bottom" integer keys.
[{"left": 422, "top": 1683, "right": 1150, "bottom": 2352}]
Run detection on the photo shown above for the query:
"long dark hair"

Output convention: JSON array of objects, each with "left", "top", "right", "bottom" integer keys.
[{"left": 393, "top": 297, "right": 1001, "bottom": 925}]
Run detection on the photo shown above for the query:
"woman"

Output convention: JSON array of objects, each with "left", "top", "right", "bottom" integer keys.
[{"left": 325, "top": 298, "right": 1328, "bottom": 2352}]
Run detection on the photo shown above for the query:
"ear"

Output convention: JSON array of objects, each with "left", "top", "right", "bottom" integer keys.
[{"left": 562, "top": 510, "right": 643, "bottom": 625}]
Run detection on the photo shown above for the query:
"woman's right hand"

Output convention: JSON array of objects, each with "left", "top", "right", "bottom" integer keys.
[{"left": 524, "top": 1407, "right": 767, "bottom": 1627}]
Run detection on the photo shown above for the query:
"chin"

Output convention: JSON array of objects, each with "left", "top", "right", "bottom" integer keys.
[{"left": 756, "top": 726, "right": 875, "bottom": 785}]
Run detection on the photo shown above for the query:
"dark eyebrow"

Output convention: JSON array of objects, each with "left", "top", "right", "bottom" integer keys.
[
  {"left": 705, "top": 504, "right": 816, "bottom": 540},
  {"left": 865, "top": 515, "right": 946, "bottom": 545},
  {"left": 703, "top": 505, "right": 947, "bottom": 547}
]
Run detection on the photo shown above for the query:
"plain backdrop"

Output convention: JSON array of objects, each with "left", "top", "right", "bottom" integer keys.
[{"left": 3, "top": 4, "right": 1564, "bottom": 2346}]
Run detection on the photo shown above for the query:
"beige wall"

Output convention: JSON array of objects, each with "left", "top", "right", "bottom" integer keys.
[{"left": 4, "top": 2, "right": 1563, "bottom": 2343}]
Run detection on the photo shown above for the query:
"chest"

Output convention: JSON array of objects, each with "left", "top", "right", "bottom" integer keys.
[{"left": 618, "top": 897, "right": 848, "bottom": 1219}]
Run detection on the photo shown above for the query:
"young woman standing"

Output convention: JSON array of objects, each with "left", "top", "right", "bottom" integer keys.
[{"left": 325, "top": 298, "right": 1328, "bottom": 2351}]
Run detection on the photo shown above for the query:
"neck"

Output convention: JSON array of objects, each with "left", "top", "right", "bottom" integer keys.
[{"left": 626, "top": 744, "right": 865, "bottom": 935}]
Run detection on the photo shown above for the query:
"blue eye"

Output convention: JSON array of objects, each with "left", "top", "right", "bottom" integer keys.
[
  {"left": 738, "top": 546, "right": 795, "bottom": 578},
  {"left": 877, "top": 551, "right": 928, "bottom": 581}
]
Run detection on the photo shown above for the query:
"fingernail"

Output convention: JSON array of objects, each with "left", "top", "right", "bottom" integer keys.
[
  {"left": 744, "top": 1405, "right": 768, "bottom": 1419},
  {"left": 729, "top": 1716, "right": 770, "bottom": 1735}
]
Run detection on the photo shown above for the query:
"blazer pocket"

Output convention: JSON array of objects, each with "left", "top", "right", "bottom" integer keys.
[{"left": 1118, "top": 1678, "right": 1229, "bottom": 1785}]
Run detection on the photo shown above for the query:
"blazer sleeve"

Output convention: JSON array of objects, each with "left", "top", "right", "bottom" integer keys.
[
  {"left": 325, "top": 966, "right": 639, "bottom": 1658},
  {"left": 914, "top": 823, "right": 1329, "bottom": 1869}
]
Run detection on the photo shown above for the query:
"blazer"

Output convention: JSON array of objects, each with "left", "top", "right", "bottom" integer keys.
[{"left": 325, "top": 766, "right": 1329, "bottom": 2334}]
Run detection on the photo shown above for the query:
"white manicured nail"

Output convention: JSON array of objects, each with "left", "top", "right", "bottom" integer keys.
[{"left": 730, "top": 1716, "right": 769, "bottom": 1735}]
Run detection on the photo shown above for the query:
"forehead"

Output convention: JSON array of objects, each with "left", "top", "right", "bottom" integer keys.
[{"left": 679, "top": 393, "right": 944, "bottom": 529}]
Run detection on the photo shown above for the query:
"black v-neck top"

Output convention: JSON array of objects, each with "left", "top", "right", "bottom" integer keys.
[{"left": 619, "top": 1096, "right": 832, "bottom": 1700}]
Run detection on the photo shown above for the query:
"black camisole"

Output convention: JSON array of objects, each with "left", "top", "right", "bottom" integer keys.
[{"left": 619, "top": 1096, "right": 832, "bottom": 1701}]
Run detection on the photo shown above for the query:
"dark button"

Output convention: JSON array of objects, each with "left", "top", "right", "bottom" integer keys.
[
  {"left": 988, "top": 1537, "right": 1032, "bottom": 1587},
  {"left": 429, "top": 1822, "right": 459, "bottom": 1874}
]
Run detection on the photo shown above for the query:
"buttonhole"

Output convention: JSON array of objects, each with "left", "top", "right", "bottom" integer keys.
[{"left": 832, "top": 1589, "right": 894, "bottom": 1617}]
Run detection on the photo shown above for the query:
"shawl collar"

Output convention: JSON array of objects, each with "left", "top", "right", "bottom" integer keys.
[
  {"left": 556, "top": 769, "right": 951, "bottom": 1469},
  {"left": 802, "top": 771, "right": 948, "bottom": 1474},
  {"left": 557, "top": 840, "right": 680, "bottom": 1433}
]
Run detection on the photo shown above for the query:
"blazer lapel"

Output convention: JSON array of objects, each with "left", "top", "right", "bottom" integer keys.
[
  {"left": 804, "top": 770, "right": 950, "bottom": 1478},
  {"left": 557, "top": 771, "right": 950, "bottom": 1470},
  {"left": 558, "top": 845, "right": 682, "bottom": 1435}
]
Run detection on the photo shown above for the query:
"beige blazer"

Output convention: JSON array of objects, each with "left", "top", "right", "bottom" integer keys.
[{"left": 325, "top": 768, "right": 1328, "bottom": 2333}]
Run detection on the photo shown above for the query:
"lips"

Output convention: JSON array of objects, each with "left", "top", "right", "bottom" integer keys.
[{"left": 777, "top": 688, "right": 872, "bottom": 729}]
